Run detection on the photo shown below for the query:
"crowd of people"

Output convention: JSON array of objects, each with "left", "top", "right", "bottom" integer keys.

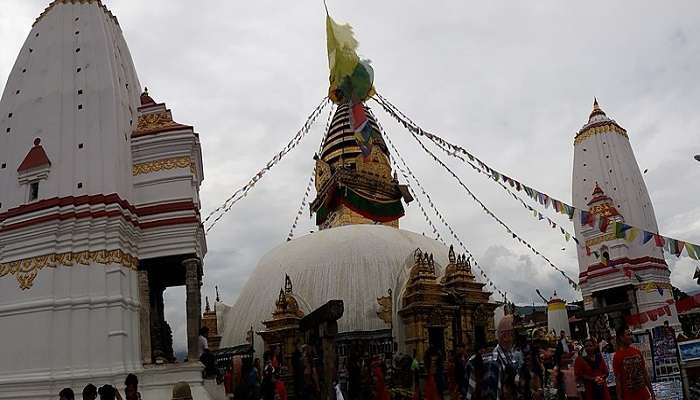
[
  {"left": 215, "top": 316, "right": 659, "bottom": 400},
  {"left": 57, "top": 374, "right": 197, "bottom": 400},
  {"left": 59, "top": 316, "right": 661, "bottom": 400},
  {"left": 58, "top": 374, "right": 144, "bottom": 400},
  {"left": 222, "top": 346, "right": 293, "bottom": 400},
  {"left": 412, "top": 316, "right": 656, "bottom": 400}
]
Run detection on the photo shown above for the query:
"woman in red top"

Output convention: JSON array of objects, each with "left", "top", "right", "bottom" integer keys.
[
  {"left": 372, "top": 356, "right": 391, "bottom": 400},
  {"left": 274, "top": 371, "right": 288, "bottom": 400},
  {"left": 423, "top": 352, "right": 440, "bottom": 400},
  {"left": 613, "top": 328, "right": 655, "bottom": 400},
  {"left": 574, "top": 338, "right": 611, "bottom": 400}
]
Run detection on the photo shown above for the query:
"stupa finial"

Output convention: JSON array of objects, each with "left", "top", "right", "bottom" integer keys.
[{"left": 589, "top": 97, "right": 607, "bottom": 119}]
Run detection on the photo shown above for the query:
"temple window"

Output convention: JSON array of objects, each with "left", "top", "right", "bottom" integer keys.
[
  {"left": 17, "top": 138, "right": 51, "bottom": 203},
  {"left": 29, "top": 182, "right": 39, "bottom": 202}
]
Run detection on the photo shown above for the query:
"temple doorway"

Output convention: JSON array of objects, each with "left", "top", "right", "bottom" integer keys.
[
  {"left": 428, "top": 327, "right": 445, "bottom": 354},
  {"left": 474, "top": 325, "right": 486, "bottom": 348}
]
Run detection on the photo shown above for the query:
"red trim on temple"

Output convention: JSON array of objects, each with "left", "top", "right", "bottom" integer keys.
[
  {"left": 140, "top": 216, "right": 200, "bottom": 229},
  {"left": 0, "top": 194, "right": 137, "bottom": 222},
  {"left": 579, "top": 256, "right": 669, "bottom": 283},
  {"left": 136, "top": 201, "right": 198, "bottom": 217},
  {"left": 17, "top": 138, "right": 51, "bottom": 172},
  {"left": 0, "top": 194, "right": 200, "bottom": 232}
]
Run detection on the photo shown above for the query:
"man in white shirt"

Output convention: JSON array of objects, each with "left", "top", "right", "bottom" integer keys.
[{"left": 199, "top": 326, "right": 210, "bottom": 358}]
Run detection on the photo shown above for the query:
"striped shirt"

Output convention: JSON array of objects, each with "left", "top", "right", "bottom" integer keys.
[{"left": 466, "top": 345, "right": 516, "bottom": 400}]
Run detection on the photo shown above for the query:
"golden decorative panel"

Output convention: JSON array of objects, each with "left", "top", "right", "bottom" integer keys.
[
  {"left": 589, "top": 203, "right": 618, "bottom": 217},
  {"left": 133, "top": 156, "right": 193, "bottom": 176},
  {"left": 585, "top": 233, "right": 617, "bottom": 247},
  {"left": 356, "top": 146, "right": 392, "bottom": 179},
  {"left": 0, "top": 249, "right": 138, "bottom": 290},
  {"left": 574, "top": 123, "right": 629, "bottom": 145},
  {"left": 134, "top": 110, "right": 187, "bottom": 135}
]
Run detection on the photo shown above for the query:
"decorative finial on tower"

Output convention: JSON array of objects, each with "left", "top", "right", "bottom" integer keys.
[
  {"left": 589, "top": 97, "right": 607, "bottom": 119},
  {"left": 140, "top": 86, "right": 156, "bottom": 106},
  {"left": 215, "top": 285, "right": 220, "bottom": 303},
  {"left": 448, "top": 244, "right": 456, "bottom": 264},
  {"left": 205, "top": 296, "right": 211, "bottom": 313},
  {"left": 284, "top": 274, "right": 293, "bottom": 293}
]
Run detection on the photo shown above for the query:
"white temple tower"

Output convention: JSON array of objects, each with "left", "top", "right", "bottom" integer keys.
[
  {"left": 0, "top": 2, "right": 208, "bottom": 397},
  {"left": 572, "top": 100, "right": 679, "bottom": 334},
  {"left": 547, "top": 292, "right": 570, "bottom": 337}
]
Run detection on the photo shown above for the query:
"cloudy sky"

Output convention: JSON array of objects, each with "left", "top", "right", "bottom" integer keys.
[{"left": 2, "top": 1, "right": 699, "bottom": 353}]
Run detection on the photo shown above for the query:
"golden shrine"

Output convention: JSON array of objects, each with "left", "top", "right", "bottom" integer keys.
[{"left": 400, "top": 246, "right": 497, "bottom": 361}]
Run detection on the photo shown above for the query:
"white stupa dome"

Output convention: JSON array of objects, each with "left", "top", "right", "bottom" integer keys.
[{"left": 220, "top": 224, "right": 451, "bottom": 347}]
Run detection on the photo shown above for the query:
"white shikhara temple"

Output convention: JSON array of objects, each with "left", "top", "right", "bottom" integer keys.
[
  {"left": 0, "top": 1, "right": 210, "bottom": 398},
  {"left": 572, "top": 100, "right": 679, "bottom": 333}
]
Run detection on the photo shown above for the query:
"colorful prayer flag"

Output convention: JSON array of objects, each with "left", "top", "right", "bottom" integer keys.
[
  {"left": 642, "top": 231, "right": 654, "bottom": 245},
  {"left": 688, "top": 243, "right": 700, "bottom": 260},
  {"left": 614, "top": 222, "right": 631, "bottom": 239},
  {"left": 654, "top": 234, "right": 665, "bottom": 247}
]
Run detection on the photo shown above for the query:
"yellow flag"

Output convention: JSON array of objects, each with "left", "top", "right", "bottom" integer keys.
[{"left": 326, "top": 15, "right": 360, "bottom": 93}]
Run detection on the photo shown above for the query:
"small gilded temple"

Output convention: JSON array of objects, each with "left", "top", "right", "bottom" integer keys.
[{"left": 219, "top": 100, "right": 497, "bottom": 366}]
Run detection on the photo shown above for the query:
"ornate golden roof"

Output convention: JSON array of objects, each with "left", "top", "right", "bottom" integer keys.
[
  {"left": 574, "top": 99, "right": 628, "bottom": 145},
  {"left": 271, "top": 275, "right": 304, "bottom": 319},
  {"left": 408, "top": 249, "right": 437, "bottom": 284},
  {"left": 442, "top": 244, "right": 475, "bottom": 284}
]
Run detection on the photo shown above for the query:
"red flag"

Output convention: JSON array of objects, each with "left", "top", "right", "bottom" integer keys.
[
  {"left": 654, "top": 234, "right": 665, "bottom": 247},
  {"left": 598, "top": 217, "right": 609, "bottom": 233}
]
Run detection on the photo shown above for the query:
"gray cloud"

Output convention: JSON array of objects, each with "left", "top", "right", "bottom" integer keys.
[{"left": 2, "top": 1, "right": 699, "bottom": 353}]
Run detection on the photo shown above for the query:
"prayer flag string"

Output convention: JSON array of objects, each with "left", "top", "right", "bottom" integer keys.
[
  {"left": 287, "top": 104, "right": 336, "bottom": 241},
  {"left": 373, "top": 93, "right": 700, "bottom": 265},
  {"left": 204, "top": 97, "right": 330, "bottom": 233},
  {"left": 370, "top": 107, "right": 508, "bottom": 300},
  {"left": 373, "top": 97, "right": 579, "bottom": 290}
]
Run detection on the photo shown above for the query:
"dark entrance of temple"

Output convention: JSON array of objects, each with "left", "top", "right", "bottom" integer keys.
[
  {"left": 474, "top": 325, "right": 486, "bottom": 348},
  {"left": 428, "top": 327, "right": 445, "bottom": 354}
]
